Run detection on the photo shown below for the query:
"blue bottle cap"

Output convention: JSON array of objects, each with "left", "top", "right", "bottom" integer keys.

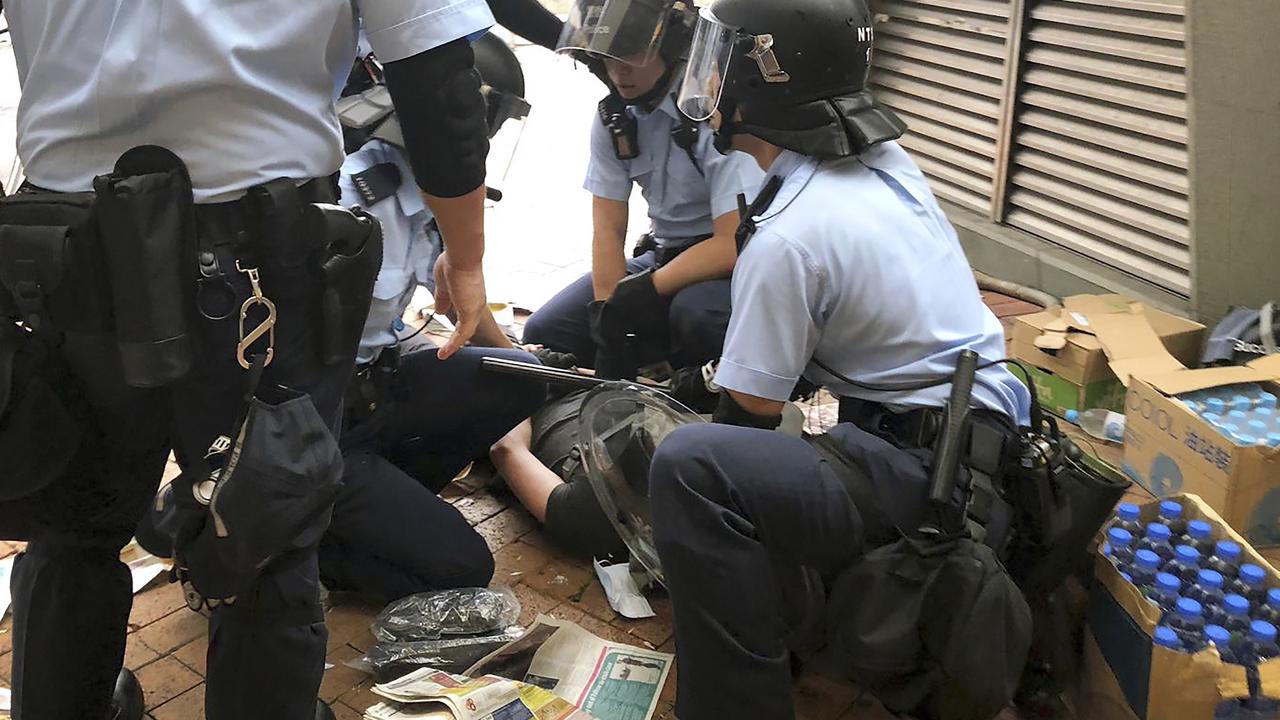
[
  {"left": 1207, "top": 397, "right": 1227, "bottom": 414},
  {"left": 1120, "top": 572, "right": 1133, "bottom": 583},
  {"left": 1147, "top": 523, "right": 1172, "bottom": 542},
  {"left": 1262, "top": 392, "right": 1278, "bottom": 409},
  {"left": 1236, "top": 434, "right": 1260, "bottom": 446},
  {"left": 1188, "top": 520, "right": 1213, "bottom": 539},
  {"left": 1229, "top": 409, "right": 1250, "bottom": 421},
  {"left": 1250, "top": 420, "right": 1270, "bottom": 434},
  {"left": 1197, "top": 569, "right": 1224, "bottom": 589},
  {"left": 1202, "top": 413, "right": 1223, "bottom": 426},
  {"left": 1175, "top": 545, "right": 1201, "bottom": 564},
  {"left": 1154, "top": 626, "right": 1181, "bottom": 649},
  {"left": 1226, "top": 594, "right": 1250, "bottom": 615},
  {"left": 1182, "top": 400, "right": 1200, "bottom": 412},
  {"left": 1135, "top": 549, "right": 1162, "bottom": 570},
  {"left": 1220, "top": 423, "right": 1240, "bottom": 435},
  {"left": 1206, "top": 624, "right": 1232, "bottom": 645},
  {"left": 1232, "top": 396, "right": 1251, "bottom": 412},
  {"left": 1176, "top": 597, "right": 1203, "bottom": 617},
  {"left": 1259, "top": 407, "right": 1276, "bottom": 418},
  {"left": 1156, "top": 573, "right": 1182, "bottom": 593},
  {"left": 1269, "top": 434, "right": 1280, "bottom": 448},
  {"left": 1251, "top": 620, "right": 1278, "bottom": 643},
  {"left": 1241, "top": 564, "right": 1267, "bottom": 586},
  {"left": 1216, "top": 540, "right": 1243, "bottom": 561},
  {"left": 1065, "top": 409, "right": 1080, "bottom": 423},
  {"left": 1160, "top": 501, "right": 1184, "bottom": 519},
  {"left": 1107, "top": 528, "right": 1134, "bottom": 546},
  {"left": 1268, "top": 588, "right": 1280, "bottom": 608},
  {"left": 1118, "top": 503, "right": 1141, "bottom": 521}
]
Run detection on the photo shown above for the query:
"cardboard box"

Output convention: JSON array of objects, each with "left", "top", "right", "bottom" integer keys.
[
  {"left": 1123, "top": 354, "right": 1280, "bottom": 548},
  {"left": 1011, "top": 295, "right": 1204, "bottom": 416},
  {"left": 1080, "top": 494, "right": 1280, "bottom": 720}
]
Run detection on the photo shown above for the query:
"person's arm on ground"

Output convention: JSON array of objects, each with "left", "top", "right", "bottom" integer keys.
[
  {"left": 490, "top": 420, "right": 561, "bottom": 522},
  {"left": 650, "top": 210, "right": 739, "bottom": 295},
  {"left": 591, "top": 195, "right": 630, "bottom": 300}
]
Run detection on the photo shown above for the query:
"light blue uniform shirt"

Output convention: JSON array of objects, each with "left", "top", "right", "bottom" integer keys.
[
  {"left": 715, "top": 143, "right": 1032, "bottom": 425},
  {"left": 584, "top": 95, "right": 763, "bottom": 244},
  {"left": 339, "top": 140, "right": 440, "bottom": 364},
  {"left": 7, "top": 0, "right": 494, "bottom": 203}
]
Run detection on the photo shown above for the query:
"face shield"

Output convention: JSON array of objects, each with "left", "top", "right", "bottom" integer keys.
[
  {"left": 676, "top": 7, "right": 738, "bottom": 121},
  {"left": 556, "top": 0, "right": 672, "bottom": 66}
]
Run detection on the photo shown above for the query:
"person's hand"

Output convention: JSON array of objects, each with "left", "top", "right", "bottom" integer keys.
[{"left": 432, "top": 250, "right": 488, "bottom": 360}]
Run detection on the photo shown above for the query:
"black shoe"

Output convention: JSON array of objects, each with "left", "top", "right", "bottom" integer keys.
[
  {"left": 316, "top": 699, "right": 337, "bottom": 720},
  {"left": 107, "top": 668, "right": 144, "bottom": 720}
]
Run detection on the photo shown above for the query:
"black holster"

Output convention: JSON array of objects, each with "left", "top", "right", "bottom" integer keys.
[
  {"left": 306, "top": 204, "right": 383, "bottom": 365},
  {"left": 93, "top": 145, "right": 197, "bottom": 387}
]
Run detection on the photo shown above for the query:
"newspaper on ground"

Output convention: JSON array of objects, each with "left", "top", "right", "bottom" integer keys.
[
  {"left": 121, "top": 539, "right": 170, "bottom": 594},
  {"left": 466, "top": 615, "right": 673, "bottom": 720},
  {"left": 592, "top": 560, "right": 654, "bottom": 619},
  {"left": 0, "top": 556, "right": 13, "bottom": 622},
  {"left": 366, "top": 667, "right": 591, "bottom": 720}
]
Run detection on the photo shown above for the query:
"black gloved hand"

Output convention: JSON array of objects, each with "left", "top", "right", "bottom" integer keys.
[
  {"left": 589, "top": 300, "right": 637, "bottom": 380},
  {"left": 531, "top": 347, "right": 578, "bottom": 370},
  {"left": 606, "top": 269, "right": 668, "bottom": 339}
]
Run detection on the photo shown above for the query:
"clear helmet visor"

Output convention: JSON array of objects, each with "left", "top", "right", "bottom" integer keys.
[
  {"left": 556, "top": 0, "right": 670, "bottom": 67},
  {"left": 676, "top": 8, "right": 737, "bottom": 121}
]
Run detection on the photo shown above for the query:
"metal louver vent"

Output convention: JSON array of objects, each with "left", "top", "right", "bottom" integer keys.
[
  {"left": 868, "top": 0, "right": 1012, "bottom": 214},
  {"left": 1005, "top": 0, "right": 1190, "bottom": 295}
]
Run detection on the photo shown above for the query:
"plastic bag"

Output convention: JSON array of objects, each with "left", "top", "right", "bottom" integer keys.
[
  {"left": 350, "top": 626, "right": 526, "bottom": 677},
  {"left": 370, "top": 586, "right": 521, "bottom": 643}
]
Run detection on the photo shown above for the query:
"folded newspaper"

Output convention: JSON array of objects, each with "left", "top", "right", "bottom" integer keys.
[
  {"left": 365, "top": 616, "right": 673, "bottom": 720},
  {"left": 365, "top": 668, "right": 591, "bottom": 720},
  {"left": 466, "top": 615, "right": 673, "bottom": 720}
]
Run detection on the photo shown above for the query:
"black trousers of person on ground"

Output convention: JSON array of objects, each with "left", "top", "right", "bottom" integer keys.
[
  {"left": 320, "top": 345, "right": 545, "bottom": 600},
  {"left": 9, "top": 183, "right": 357, "bottom": 720},
  {"left": 650, "top": 418, "right": 1014, "bottom": 720}
]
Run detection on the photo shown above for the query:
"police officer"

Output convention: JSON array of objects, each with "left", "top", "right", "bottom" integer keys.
[
  {"left": 0, "top": 2, "right": 498, "bottom": 719},
  {"left": 317, "top": 32, "right": 545, "bottom": 600},
  {"left": 520, "top": 0, "right": 764, "bottom": 380},
  {"left": 648, "top": 0, "right": 1033, "bottom": 717}
]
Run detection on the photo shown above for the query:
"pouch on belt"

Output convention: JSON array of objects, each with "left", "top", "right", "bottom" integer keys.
[{"left": 93, "top": 145, "right": 197, "bottom": 387}]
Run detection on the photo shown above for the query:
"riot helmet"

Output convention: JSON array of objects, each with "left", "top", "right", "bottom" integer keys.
[{"left": 676, "top": 0, "right": 907, "bottom": 158}]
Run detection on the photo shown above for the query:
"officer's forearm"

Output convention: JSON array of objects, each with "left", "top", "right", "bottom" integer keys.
[
  {"left": 591, "top": 232, "right": 628, "bottom": 300},
  {"left": 424, "top": 187, "right": 486, "bottom": 270},
  {"left": 652, "top": 232, "right": 736, "bottom": 296}
]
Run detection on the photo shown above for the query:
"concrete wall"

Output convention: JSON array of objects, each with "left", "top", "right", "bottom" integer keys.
[{"left": 1185, "top": 0, "right": 1280, "bottom": 324}]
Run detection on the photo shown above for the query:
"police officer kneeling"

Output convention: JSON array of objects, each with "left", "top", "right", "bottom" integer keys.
[
  {"left": 649, "top": 1, "right": 1036, "bottom": 718},
  {"left": 0, "top": 1, "right": 497, "bottom": 719}
]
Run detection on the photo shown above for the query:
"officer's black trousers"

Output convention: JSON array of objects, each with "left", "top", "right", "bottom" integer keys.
[
  {"left": 11, "top": 202, "right": 355, "bottom": 720},
  {"left": 320, "top": 345, "right": 544, "bottom": 599},
  {"left": 649, "top": 422, "right": 946, "bottom": 720},
  {"left": 521, "top": 251, "right": 731, "bottom": 370}
]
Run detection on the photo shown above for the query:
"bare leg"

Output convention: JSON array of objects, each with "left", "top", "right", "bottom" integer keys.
[{"left": 489, "top": 419, "right": 563, "bottom": 523}]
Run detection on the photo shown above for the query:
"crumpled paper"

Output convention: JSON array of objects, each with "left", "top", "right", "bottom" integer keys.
[{"left": 593, "top": 559, "right": 654, "bottom": 619}]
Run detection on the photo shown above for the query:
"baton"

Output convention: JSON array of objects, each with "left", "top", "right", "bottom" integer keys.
[
  {"left": 480, "top": 356, "right": 609, "bottom": 389},
  {"left": 924, "top": 349, "right": 979, "bottom": 534}
]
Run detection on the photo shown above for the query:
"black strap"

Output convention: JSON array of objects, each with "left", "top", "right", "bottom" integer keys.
[
  {"left": 669, "top": 95, "right": 705, "bottom": 178},
  {"left": 350, "top": 162, "right": 402, "bottom": 207},
  {"left": 734, "top": 175, "right": 785, "bottom": 253},
  {"left": 598, "top": 94, "right": 640, "bottom": 160}
]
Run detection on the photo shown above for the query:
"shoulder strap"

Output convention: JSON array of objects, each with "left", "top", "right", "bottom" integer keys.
[{"left": 669, "top": 94, "right": 705, "bottom": 178}]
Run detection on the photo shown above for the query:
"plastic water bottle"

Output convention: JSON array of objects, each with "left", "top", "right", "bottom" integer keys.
[
  {"left": 1160, "top": 501, "right": 1189, "bottom": 538},
  {"left": 1154, "top": 625, "right": 1182, "bottom": 652},
  {"left": 1191, "top": 569, "right": 1229, "bottom": 623},
  {"left": 1229, "top": 409, "right": 1251, "bottom": 427},
  {"left": 1261, "top": 392, "right": 1278, "bottom": 410},
  {"left": 1166, "top": 545, "right": 1204, "bottom": 584},
  {"left": 1268, "top": 433, "right": 1280, "bottom": 449},
  {"left": 1209, "top": 541, "right": 1245, "bottom": 581},
  {"left": 1255, "top": 589, "right": 1280, "bottom": 628},
  {"left": 1249, "top": 620, "right": 1280, "bottom": 662},
  {"left": 1164, "top": 597, "right": 1207, "bottom": 651},
  {"left": 1207, "top": 624, "right": 1242, "bottom": 664},
  {"left": 1228, "top": 563, "right": 1269, "bottom": 610},
  {"left": 1224, "top": 594, "right": 1254, "bottom": 645},
  {"left": 1233, "top": 396, "right": 1254, "bottom": 413},
  {"left": 1147, "top": 572, "right": 1183, "bottom": 614},
  {"left": 1131, "top": 549, "right": 1162, "bottom": 591},
  {"left": 1106, "top": 528, "right": 1137, "bottom": 569},
  {"left": 1139, "top": 524, "right": 1177, "bottom": 563},
  {"left": 1207, "top": 397, "right": 1228, "bottom": 415},
  {"left": 1186, "top": 520, "right": 1218, "bottom": 557},
  {"left": 1249, "top": 420, "right": 1270, "bottom": 438},
  {"left": 1066, "top": 408, "right": 1125, "bottom": 443},
  {"left": 1110, "top": 502, "right": 1145, "bottom": 537}
]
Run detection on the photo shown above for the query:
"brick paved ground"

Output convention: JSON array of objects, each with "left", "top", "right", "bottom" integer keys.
[{"left": 0, "top": 292, "right": 1059, "bottom": 719}]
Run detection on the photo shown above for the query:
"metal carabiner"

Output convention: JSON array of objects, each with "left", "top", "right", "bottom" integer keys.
[{"left": 235, "top": 262, "right": 277, "bottom": 369}]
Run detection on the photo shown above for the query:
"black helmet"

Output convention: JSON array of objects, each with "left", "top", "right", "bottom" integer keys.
[
  {"left": 677, "top": 0, "right": 906, "bottom": 158},
  {"left": 472, "top": 33, "right": 532, "bottom": 137}
]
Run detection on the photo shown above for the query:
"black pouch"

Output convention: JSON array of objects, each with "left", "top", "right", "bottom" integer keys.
[
  {"left": 0, "top": 322, "right": 84, "bottom": 503},
  {"left": 304, "top": 203, "right": 382, "bottom": 365},
  {"left": 92, "top": 145, "right": 196, "bottom": 387},
  {"left": 824, "top": 535, "right": 1033, "bottom": 720},
  {"left": 175, "top": 374, "right": 344, "bottom": 602}
]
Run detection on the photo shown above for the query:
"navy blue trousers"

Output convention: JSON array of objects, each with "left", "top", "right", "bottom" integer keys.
[
  {"left": 319, "top": 345, "right": 544, "bottom": 599},
  {"left": 521, "top": 251, "right": 731, "bottom": 370},
  {"left": 650, "top": 422, "right": 944, "bottom": 720}
]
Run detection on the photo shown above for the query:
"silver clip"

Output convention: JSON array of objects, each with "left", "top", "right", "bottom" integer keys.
[
  {"left": 747, "top": 34, "right": 791, "bottom": 84},
  {"left": 235, "top": 262, "right": 277, "bottom": 369}
]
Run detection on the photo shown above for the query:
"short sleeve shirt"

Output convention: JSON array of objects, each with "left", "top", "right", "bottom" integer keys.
[
  {"left": 7, "top": 0, "right": 493, "bottom": 202},
  {"left": 583, "top": 95, "right": 763, "bottom": 243}
]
